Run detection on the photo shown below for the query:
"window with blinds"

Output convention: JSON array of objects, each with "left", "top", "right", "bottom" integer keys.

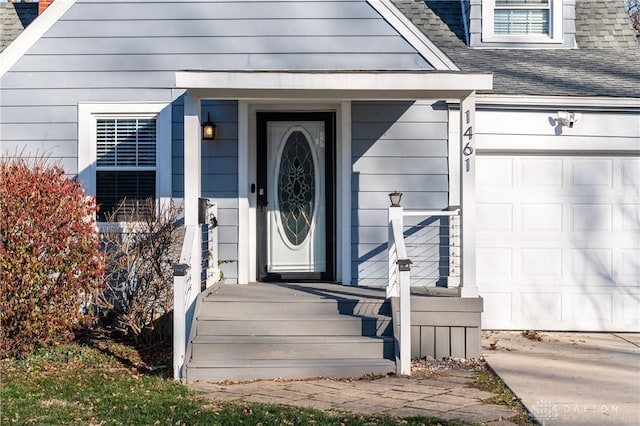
[
  {"left": 95, "top": 117, "right": 157, "bottom": 221},
  {"left": 494, "top": 0, "right": 550, "bottom": 35}
]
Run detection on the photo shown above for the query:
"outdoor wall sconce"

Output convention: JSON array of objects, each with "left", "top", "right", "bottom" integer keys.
[
  {"left": 202, "top": 112, "right": 217, "bottom": 140},
  {"left": 389, "top": 191, "right": 402, "bottom": 207},
  {"left": 397, "top": 258, "right": 413, "bottom": 272},
  {"left": 557, "top": 111, "right": 582, "bottom": 128}
]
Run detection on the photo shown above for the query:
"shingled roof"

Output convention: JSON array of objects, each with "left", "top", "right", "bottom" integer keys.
[
  {"left": 0, "top": 1, "right": 38, "bottom": 53},
  {"left": 393, "top": 0, "right": 640, "bottom": 98}
]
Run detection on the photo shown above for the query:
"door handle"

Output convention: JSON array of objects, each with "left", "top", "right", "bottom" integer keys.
[{"left": 258, "top": 188, "right": 268, "bottom": 208}]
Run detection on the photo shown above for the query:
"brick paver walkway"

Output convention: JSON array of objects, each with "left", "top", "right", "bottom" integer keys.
[{"left": 189, "top": 370, "right": 523, "bottom": 424}]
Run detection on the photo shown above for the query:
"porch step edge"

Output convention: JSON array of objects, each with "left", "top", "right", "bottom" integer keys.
[
  {"left": 191, "top": 335, "right": 393, "bottom": 344},
  {"left": 187, "top": 358, "right": 396, "bottom": 368}
]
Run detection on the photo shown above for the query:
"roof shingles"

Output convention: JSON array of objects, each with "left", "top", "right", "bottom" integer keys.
[{"left": 393, "top": 0, "right": 640, "bottom": 98}]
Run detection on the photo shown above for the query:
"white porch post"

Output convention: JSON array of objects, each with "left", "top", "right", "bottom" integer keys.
[
  {"left": 184, "top": 92, "right": 202, "bottom": 288},
  {"left": 459, "top": 92, "right": 479, "bottom": 298},
  {"left": 184, "top": 92, "right": 202, "bottom": 227},
  {"left": 237, "top": 101, "right": 250, "bottom": 284}
]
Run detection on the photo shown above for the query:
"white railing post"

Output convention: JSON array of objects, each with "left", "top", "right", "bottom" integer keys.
[
  {"left": 172, "top": 263, "right": 188, "bottom": 380},
  {"left": 173, "top": 226, "right": 197, "bottom": 381},
  {"left": 398, "top": 260, "right": 411, "bottom": 376},
  {"left": 388, "top": 203, "right": 411, "bottom": 376}
]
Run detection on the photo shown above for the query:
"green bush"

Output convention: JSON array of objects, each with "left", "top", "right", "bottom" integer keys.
[{"left": 0, "top": 157, "right": 104, "bottom": 357}]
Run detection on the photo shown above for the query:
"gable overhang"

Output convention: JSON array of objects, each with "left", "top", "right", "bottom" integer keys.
[{"left": 175, "top": 71, "right": 493, "bottom": 100}]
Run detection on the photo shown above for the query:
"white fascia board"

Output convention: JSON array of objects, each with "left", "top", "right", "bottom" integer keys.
[
  {"left": 0, "top": 0, "right": 78, "bottom": 77},
  {"left": 475, "top": 94, "right": 640, "bottom": 111},
  {"left": 175, "top": 72, "right": 492, "bottom": 95},
  {"left": 367, "top": 0, "right": 460, "bottom": 71}
]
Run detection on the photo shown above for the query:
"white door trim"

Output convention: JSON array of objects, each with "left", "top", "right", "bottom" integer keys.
[{"left": 237, "top": 101, "right": 351, "bottom": 284}]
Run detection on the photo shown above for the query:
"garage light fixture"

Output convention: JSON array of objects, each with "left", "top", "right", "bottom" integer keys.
[{"left": 557, "top": 111, "right": 581, "bottom": 128}]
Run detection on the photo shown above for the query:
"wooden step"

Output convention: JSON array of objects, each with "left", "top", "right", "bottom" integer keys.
[
  {"left": 195, "top": 316, "right": 392, "bottom": 337},
  {"left": 185, "top": 283, "right": 396, "bottom": 382},
  {"left": 198, "top": 299, "right": 389, "bottom": 317},
  {"left": 186, "top": 358, "right": 397, "bottom": 382},
  {"left": 190, "top": 335, "right": 394, "bottom": 361}
]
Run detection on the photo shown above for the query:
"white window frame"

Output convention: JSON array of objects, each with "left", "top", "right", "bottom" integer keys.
[
  {"left": 482, "top": 0, "right": 563, "bottom": 44},
  {"left": 78, "top": 102, "right": 172, "bottom": 223}
]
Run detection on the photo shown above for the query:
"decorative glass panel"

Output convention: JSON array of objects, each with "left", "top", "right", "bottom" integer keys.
[{"left": 277, "top": 131, "right": 315, "bottom": 246}]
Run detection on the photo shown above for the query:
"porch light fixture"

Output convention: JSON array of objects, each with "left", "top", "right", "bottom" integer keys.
[
  {"left": 202, "top": 112, "right": 217, "bottom": 140},
  {"left": 389, "top": 191, "right": 402, "bottom": 207}
]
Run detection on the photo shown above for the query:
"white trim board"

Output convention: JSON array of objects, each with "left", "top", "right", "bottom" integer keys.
[
  {"left": 475, "top": 95, "right": 640, "bottom": 110},
  {"left": 176, "top": 72, "right": 492, "bottom": 95},
  {"left": 0, "top": 0, "right": 78, "bottom": 77}
]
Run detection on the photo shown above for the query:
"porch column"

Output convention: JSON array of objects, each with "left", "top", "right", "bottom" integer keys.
[
  {"left": 459, "top": 92, "right": 479, "bottom": 298},
  {"left": 184, "top": 92, "right": 203, "bottom": 293},
  {"left": 184, "top": 92, "right": 202, "bottom": 227}
]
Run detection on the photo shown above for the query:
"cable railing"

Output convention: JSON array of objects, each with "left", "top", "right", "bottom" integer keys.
[
  {"left": 172, "top": 200, "right": 218, "bottom": 380},
  {"left": 387, "top": 206, "right": 462, "bottom": 376},
  {"left": 402, "top": 209, "right": 461, "bottom": 289}
]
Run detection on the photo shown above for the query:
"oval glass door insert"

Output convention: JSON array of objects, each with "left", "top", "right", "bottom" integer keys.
[{"left": 277, "top": 130, "right": 315, "bottom": 246}]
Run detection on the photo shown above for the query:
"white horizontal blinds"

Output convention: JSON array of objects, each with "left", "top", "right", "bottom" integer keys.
[
  {"left": 494, "top": 0, "right": 550, "bottom": 35},
  {"left": 96, "top": 118, "right": 156, "bottom": 167},
  {"left": 95, "top": 117, "right": 157, "bottom": 221}
]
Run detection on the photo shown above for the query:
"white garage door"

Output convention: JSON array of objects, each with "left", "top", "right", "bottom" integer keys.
[{"left": 476, "top": 155, "right": 640, "bottom": 331}]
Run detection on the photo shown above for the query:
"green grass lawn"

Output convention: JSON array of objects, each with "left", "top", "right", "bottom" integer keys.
[{"left": 1, "top": 343, "right": 469, "bottom": 425}]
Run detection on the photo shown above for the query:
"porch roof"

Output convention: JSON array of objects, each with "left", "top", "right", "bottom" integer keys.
[{"left": 175, "top": 70, "right": 493, "bottom": 99}]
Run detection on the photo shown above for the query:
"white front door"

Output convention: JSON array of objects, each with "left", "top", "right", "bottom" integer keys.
[{"left": 256, "top": 112, "right": 335, "bottom": 281}]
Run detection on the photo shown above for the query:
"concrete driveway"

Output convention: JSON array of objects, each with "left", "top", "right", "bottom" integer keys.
[{"left": 482, "top": 331, "right": 640, "bottom": 425}]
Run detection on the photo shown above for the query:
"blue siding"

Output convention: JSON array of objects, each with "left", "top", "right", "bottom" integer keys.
[
  {"left": 351, "top": 101, "right": 449, "bottom": 286},
  {"left": 171, "top": 100, "right": 240, "bottom": 283},
  {"left": 0, "top": 0, "right": 436, "bottom": 286}
]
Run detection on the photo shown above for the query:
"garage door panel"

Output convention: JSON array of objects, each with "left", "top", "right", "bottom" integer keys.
[
  {"left": 622, "top": 296, "right": 640, "bottom": 321},
  {"left": 521, "top": 203, "right": 562, "bottom": 231},
  {"left": 521, "top": 158, "right": 563, "bottom": 187},
  {"left": 570, "top": 204, "right": 612, "bottom": 231},
  {"left": 621, "top": 204, "right": 640, "bottom": 230},
  {"left": 477, "top": 157, "right": 513, "bottom": 188},
  {"left": 571, "top": 294, "right": 612, "bottom": 322},
  {"left": 477, "top": 154, "right": 640, "bottom": 331},
  {"left": 521, "top": 248, "right": 562, "bottom": 276},
  {"left": 477, "top": 203, "right": 513, "bottom": 231},
  {"left": 621, "top": 159, "right": 640, "bottom": 189},
  {"left": 570, "top": 248, "right": 613, "bottom": 277},
  {"left": 477, "top": 247, "right": 512, "bottom": 277},
  {"left": 570, "top": 159, "right": 614, "bottom": 188},
  {"left": 620, "top": 249, "right": 640, "bottom": 276},
  {"left": 521, "top": 293, "right": 562, "bottom": 321},
  {"left": 481, "top": 293, "right": 513, "bottom": 321}
]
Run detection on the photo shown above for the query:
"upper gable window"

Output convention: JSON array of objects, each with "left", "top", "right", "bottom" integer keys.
[{"left": 482, "top": 0, "right": 563, "bottom": 43}]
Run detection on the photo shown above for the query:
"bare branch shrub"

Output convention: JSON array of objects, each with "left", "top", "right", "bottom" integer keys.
[{"left": 94, "top": 199, "right": 183, "bottom": 344}]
